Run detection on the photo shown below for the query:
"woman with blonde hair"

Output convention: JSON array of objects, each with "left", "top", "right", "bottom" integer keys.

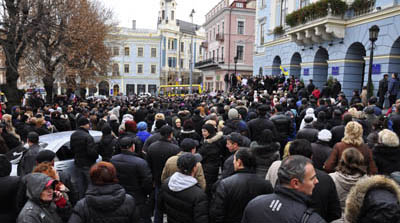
[
  {"left": 329, "top": 148, "right": 367, "bottom": 223},
  {"left": 324, "top": 121, "right": 377, "bottom": 174},
  {"left": 373, "top": 129, "right": 400, "bottom": 175},
  {"left": 1, "top": 114, "right": 21, "bottom": 150}
]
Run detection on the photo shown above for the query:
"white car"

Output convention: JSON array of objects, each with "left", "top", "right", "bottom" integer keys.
[{"left": 11, "top": 130, "right": 103, "bottom": 176}]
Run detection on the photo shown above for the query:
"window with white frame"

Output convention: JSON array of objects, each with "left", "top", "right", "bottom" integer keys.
[
  {"left": 113, "top": 47, "right": 119, "bottom": 56},
  {"left": 280, "top": 0, "right": 288, "bottom": 27},
  {"left": 137, "top": 64, "right": 143, "bottom": 73},
  {"left": 124, "top": 47, "right": 130, "bottom": 56},
  {"left": 138, "top": 47, "right": 144, "bottom": 57},
  {"left": 260, "top": 24, "right": 265, "bottom": 44},
  {"left": 124, "top": 64, "right": 129, "bottom": 73},
  {"left": 151, "top": 48, "right": 157, "bottom": 57},
  {"left": 301, "top": 0, "right": 310, "bottom": 8},
  {"left": 237, "top": 21, "right": 244, "bottom": 34},
  {"left": 236, "top": 45, "right": 244, "bottom": 61},
  {"left": 151, "top": 65, "right": 156, "bottom": 74}
]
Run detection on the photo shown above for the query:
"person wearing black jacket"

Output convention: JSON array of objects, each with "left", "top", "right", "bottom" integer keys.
[
  {"left": 159, "top": 153, "right": 208, "bottom": 223},
  {"left": 247, "top": 105, "right": 276, "bottom": 142},
  {"left": 147, "top": 125, "right": 180, "bottom": 223},
  {"left": 242, "top": 155, "right": 326, "bottom": 223},
  {"left": 210, "top": 148, "right": 273, "bottom": 223},
  {"left": 70, "top": 117, "right": 98, "bottom": 199},
  {"left": 330, "top": 113, "right": 353, "bottom": 147},
  {"left": 377, "top": 74, "right": 389, "bottom": 108},
  {"left": 270, "top": 104, "right": 293, "bottom": 153},
  {"left": 68, "top": 162, "right": 137, "bottom": 223},
  {"left": 111, "top": 137, "right": 153, "bottom": 223},
  {"left": 0, "top": 155, "right": 20, "bottom": 223},
  {"left": 98, "top": 124, "right": 117, "bottom": 162}
]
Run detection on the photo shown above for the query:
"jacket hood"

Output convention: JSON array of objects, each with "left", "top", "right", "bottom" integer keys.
[
  {"left": 345, "top": 175, "right": 400, "bottom": 223},
  {"left": 168, "top": 172, "right": 198, "bottom": 192},
  {"left": 85, "top": 184, "right": 127, "bottom": 212},
  {"left": 205, "top": 131, "right": 223, "bottom": 144},
  {"left": 25, "top": 173, "right": 55, "bottom": 204},
  {"left": 330, "top": 172, "right": 366, "bottom": 193}
]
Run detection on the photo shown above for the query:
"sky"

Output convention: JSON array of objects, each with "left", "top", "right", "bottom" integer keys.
[{"left": 98, "top": 0, "right": 229, "bottom": 30}]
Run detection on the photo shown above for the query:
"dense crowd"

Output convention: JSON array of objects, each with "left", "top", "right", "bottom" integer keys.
[{"left": 1, "top": 73, "right": 400, "bottom": 223}]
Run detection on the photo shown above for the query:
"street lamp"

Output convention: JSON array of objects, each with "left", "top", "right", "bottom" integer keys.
[
  {"left": 189, "top": 9, "right": 195, "bottom": 94},
  {"left": 367, "top": 25, "right": 380, "bottom": 98}
]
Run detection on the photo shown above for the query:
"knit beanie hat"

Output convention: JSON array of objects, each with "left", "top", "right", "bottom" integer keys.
[
  {"left": 137, "top": 121, "right": 148, "bottom": 131},
  {"left": 125, "top": 120, "right": 137, "bottom": 132},
  {"left": 318, "top": 129, "right": 332, "bottom": 142},
  {"left": 228, "top": 108, "right": 239, "bottom": 120}
]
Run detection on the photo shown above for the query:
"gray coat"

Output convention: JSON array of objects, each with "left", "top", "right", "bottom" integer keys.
[
  {"left": 17, "top": 144, "right": 42, "bottom": 176},
  {"left": 17, "top": 173, "right": 63, "bottom": 223}
]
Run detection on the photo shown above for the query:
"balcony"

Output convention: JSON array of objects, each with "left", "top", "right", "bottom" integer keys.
[
  {"left": 216, "top": 33, "right": 224, "bottom": 42},
  {"left": 195, "top": 58, "right": 224, "bottom": 69},
  {"left": 285, "top": 0, "right": 378, "bottom": 46},
  {"left": 201, "top": 42, "right": 208, "bottom": 49}
]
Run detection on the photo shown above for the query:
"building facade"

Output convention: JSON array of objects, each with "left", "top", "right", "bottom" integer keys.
[
  {"left": 196, "top": 0, "right": 256, "bottom": 92},
  {"left": 158, "top": 0, "right": 205, "bottom": 86},
  {"left": 104, "top": 24, "right": 161, "bottom": 96},
  {"left": 254, "top": 0, "right": 400, "bottom": 98}
]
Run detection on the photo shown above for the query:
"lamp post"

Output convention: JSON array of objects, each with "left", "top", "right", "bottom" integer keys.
[
  {"left": 234, "top": 56, "right": 238, "bottom": 76},
  {"left": 189, "top": 9, "right": 195, "bottom": 94},
  {"left": 367, "top": 25, "right": 380, "bottom": 98}
]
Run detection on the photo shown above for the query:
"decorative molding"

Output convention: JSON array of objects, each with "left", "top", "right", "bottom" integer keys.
[
  {"left": 327, "top": 59, "right": 364, "bottom": 64},
  {"left": 300, "top": 62, "right": 328, "bottom": 67}
]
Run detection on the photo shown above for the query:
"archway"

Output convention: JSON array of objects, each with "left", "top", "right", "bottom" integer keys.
[
  {"left": 113, "top": 84, "right": 119, "bottom": 96},
  {"left": 272, "top": 56, "right": 281, "bottom": 76},
  {"left": 313, "top": 48, "right": 329, "bottom": 89},
  {"left": 344, "top": 42, "right": 366, "bottom": 98},
  {"left": 98, "top": 81, "right": 109, "bottom": 96},
  {"left": 389, "top": 37, "right": 400, "bottom": 73},
  {"left": 290, "top": 52, "right": 302, "bottom": 79}
]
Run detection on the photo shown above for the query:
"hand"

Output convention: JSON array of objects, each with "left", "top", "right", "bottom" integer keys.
[{"left": 53, "top": 190, "right": 63, "bottom": 202}]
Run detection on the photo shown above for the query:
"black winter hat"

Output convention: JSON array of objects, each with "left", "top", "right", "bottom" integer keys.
[
  {"left": 202, "top": 124, "right": 216, "bottom": 136},
  {"left": 78, "top": 117, "right": 90, "bottom": 126}
]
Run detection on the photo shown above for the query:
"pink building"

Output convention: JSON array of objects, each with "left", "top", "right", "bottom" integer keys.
[{"left": 196, "top": 0, "right": 256, "bottom": 92}]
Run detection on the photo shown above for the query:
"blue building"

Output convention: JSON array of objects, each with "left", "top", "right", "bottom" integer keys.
[
  {"left": 254, "top": 0, "right": 400, "bottom": 98},
  {"left": 103, "top": 23, "right": 161, "bottom": 96}
]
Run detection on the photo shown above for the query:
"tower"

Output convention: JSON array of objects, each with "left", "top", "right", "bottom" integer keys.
[{"left": 158, "top": 0, "right": 177, "bottom": 26}]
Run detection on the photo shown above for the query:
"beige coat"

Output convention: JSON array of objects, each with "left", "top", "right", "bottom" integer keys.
[{"left": 161, "top": 151, "right": 206, "bottom": 190}]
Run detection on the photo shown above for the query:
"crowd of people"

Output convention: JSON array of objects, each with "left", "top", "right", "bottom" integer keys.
[{"left": 1, "top": 73, "right": 400, "bottom": 223}]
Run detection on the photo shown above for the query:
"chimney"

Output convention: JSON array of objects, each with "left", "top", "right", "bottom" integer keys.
[{"left": 132, "top": 20, "right": 136, "bottom": 30}]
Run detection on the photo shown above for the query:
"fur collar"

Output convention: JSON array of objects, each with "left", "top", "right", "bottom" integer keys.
[
  {"left": 344, "top": 175, "right": 400, "bottom": 223},
  {"left": 205, "top": 131, "right": 223, "bottom": 144}
]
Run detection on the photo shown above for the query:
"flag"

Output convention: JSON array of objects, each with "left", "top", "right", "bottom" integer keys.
[{"left": 280, "top": 65, "right": 289, "bottom": 76}]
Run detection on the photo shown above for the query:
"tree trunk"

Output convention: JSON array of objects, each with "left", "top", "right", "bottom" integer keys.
[
  {"left": 43, "top": 76, "right": 55, "bottom": 104},
  {"left": 2, "top": 66, "right": 24, "bottom": 107}
]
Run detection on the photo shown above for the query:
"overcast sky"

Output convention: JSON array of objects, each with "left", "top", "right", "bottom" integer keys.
[{"left": 98, "top": 0, "right": 229, "bottom": 30}]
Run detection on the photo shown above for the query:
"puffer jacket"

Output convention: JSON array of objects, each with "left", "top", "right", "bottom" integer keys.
[
  {"left": 68, "top": 184, "right": 137, "bottom": 223},
  {"left": 247, "top": 116, "right": 277, "bottom": 142},
  {"left": 17, "top": 173, "right": 64, "bottom": 223},
  {"left": 198, "top": 132, "right": 225, "bottom": 195},
  {"left": 70, "top": 127, "right": 97, "bottom": 168},
  {"left": 242, "top": 185, "right": 326, "bottom": 223},
  {"left": 329, "top": 172, "right": 366, "bottom": 223},
  {"left": 270, "top": 113, "right": 293, "bottom": 142},
  {"left": 373, "top": 144, "right": 400, "bottom": 175},
  {"left": 296, "top": 125, "right": 318, "bottom": 143},
  {"left": 159, "top": 172, "right": 208, "bottom": 223},
  {"left": 210, "top": 169, "right": 273, "bottom": 223},
  {"left": 249, "top": 141, "right": 280, "bottom": 178},
  {"left": 345, "top": 175, "right": 400, "bottom": 223}
]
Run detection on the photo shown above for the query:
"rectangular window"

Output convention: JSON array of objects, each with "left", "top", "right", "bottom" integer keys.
[
  {"left": 113, "top": 47, "right": 119, "bottom": 56},
  {"left": 180, "top": 59, "right": 184, "bottom": 68},
  {"left": 148, "top": 85, "right": 157, "bottom": 95},
  {"left": 138, "top": 47, "right": 144, "bottom": 57},
  {"left": 217, "top": 24, "right": 220, "bottom": 34},
  {"left": 212, "top": 50, "right": 215, "bottom": 60},
  {"left": 162, "top": 10, "right": 165, "bottom": 20},
  {"left": 260, "top": 24, "right": 265, "bottom": 44},
  {"left": 171, "top": 11, "right": 174, "bottom": 20},
  {"left": 168, "top": 57, "right": 177, "bottom": 67},
  {"left": 237, "top": 21, "right": 244, "bottom": 34},
  {"left": 138, "top": 84, "right": 146, "bottom": 94},
  {"left": 137, "top": 64, "right": 143, "bottom": 73},
  {"left": 151, "top": 65, "right": 156, "bottom": 74},
  {"left": 221, "top": 47, "right": 224, "bottom": 60},
  {"left": 126, "top": 84, "right": 135, "bottom": 95},
  {"left": 124, "top": 64, "right": 129, "bottom": 73},
  {"left": 124, "top": 47, "right": 130, "bottom": 56},
  {"left": 236, "top": 2, "right": 244, "bottom": 8},
  {"left": 281, "top": 0, "right": 288, "bottom": 27},
  {"left": 151, "top": 48, "right": 157, "bottom": 57},
  {"left": 236, "top": 45, "right": 244, "bottom": 61},
  {"left": 180, "top": 42, "right": 184, "bottom": 52},
  {"left": 217, "top": 49, "right": 219, "bottom": 60}
]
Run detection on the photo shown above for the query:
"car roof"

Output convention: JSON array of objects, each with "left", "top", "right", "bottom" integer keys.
[{"left": 39, "top": 130, "right": 102, "bottom": 152}]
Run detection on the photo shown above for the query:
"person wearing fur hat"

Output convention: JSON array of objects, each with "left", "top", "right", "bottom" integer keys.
[
  {"left": 311, "top": 129, "right": 333, "bottom": 170},
  {"left": 324, "top": 121, "right": 378, "bottom": 175},
  {"left": 373, "top": 129, "right": 400, "bottom": 175},
  {"left": 329, "top": 148, "right": 367, "bottom": 223},
  {"left": 344, "top": 175, "right": 400, "bottom": 223},
  {"left": 199, "top": 123, "right": 225, "bottom": 197}
]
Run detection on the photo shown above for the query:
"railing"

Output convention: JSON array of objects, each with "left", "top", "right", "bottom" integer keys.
[
  {"left": 201, "top": 42, "right": 208, "bottom": 48},
  {"left": 195, "top": 58, "right": 224, "bottom": 68},
  {"left": 216, "top": 33, "right": 224, "bottom": 41}
]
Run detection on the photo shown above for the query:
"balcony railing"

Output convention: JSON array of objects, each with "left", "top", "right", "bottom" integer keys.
[
  {"left": 216, "top": 33, "right": 224, "bottom": 42},
  {"left": 201, "top": 42, "right": 208, "bottom": 49},
  {"left": 195, "top": 58, "right": 224, "bottom": 68}
]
